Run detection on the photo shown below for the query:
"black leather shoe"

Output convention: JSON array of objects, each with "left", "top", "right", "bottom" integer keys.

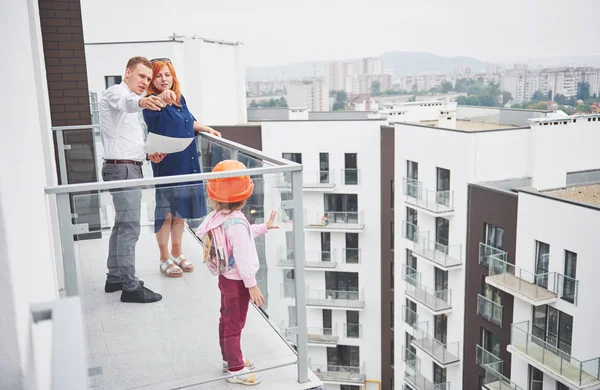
[
  {"left": 105, "top": 280, "right": 144, "bottom": 293},
  {"left": 121, "top": 286, "right": 162, "bottom": 303}
]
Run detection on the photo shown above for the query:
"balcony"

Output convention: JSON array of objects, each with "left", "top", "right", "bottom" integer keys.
[
  {"left": 508, "top": 321, "right": 600, "bottom": 390},
  {"left": 483, "top": 257, "right": 579, "bottom": 306},
  {"left": 412, "top": 322, "right": 460, "bottom": 366},
  {"left": 306, "top": 288, "right": 365, "bottom": 310},
  {"left": 278, "top": 247, "right": 337, "bottom": 270},
  {"left": 344, "top": 323, "right": 362, "bottom": 339},
  {"left": 476, "top": 345, "right": 523, "bottom": 390},
  {"left": 307, "top": 326, "right": 339, "bottom": 346},
  {"left": 402, "top": 304, "right": 419, "bottom": 328},
  {"left": 47, "top": 130, "right": 322, "bottom": 389},
  {"left": 310, "top": 363, "right": 365, "bottom": 385},
  {"left": 276, "top": 170, "right": 336, "bottom": 191},
  {"left": 403, "top": 178, "right": 454, "bottom": 216},
  {"left": 477, "top": 294, "right": 503, "bottom": 327},
  {"left": 411, "top": 233, "right": 463, "bottom": 270},
  {"left": 405, "top": 359, "right": 449, "bottom": 390},
  {"left": 304, "top": 210, "right": 364, "bottom": 232},
  {"left": 403, "top": 264, "right": 452, "bottom": 314},
  {"left": 479, "top": 242, "right": 508, "bottom": 267}
]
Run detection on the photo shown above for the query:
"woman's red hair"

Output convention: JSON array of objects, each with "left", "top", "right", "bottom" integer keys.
[{"left": 146, "top": 61, "right": 182, "bottom": 105}]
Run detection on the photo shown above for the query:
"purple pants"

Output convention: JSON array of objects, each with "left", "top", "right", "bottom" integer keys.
[{"left": 218, "top": 275, "right": 250, "bottom": 372}]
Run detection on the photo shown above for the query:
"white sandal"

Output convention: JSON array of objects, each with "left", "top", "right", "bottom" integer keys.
[
  {"left": 160, "top": 258, "right": 183, "bottom": 278},
  {"left": 227, "top": 367, "right": 262, "bottom": 386},
  {"left": 171, "top": 254, "right": 194, "bottom": 272}
]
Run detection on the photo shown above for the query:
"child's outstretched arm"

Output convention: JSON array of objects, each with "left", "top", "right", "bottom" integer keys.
[{"left": 250, "top": 211, "right": 278, "bottom": 238}]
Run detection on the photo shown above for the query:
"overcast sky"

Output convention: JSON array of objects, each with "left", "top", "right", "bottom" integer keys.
[{"left": 81, "top": 0, "right": 600, "bottom": 67}]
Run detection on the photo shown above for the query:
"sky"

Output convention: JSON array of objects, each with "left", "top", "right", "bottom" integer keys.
[{"left": 80, "top": 0, "right": 600, "bottom": 67}]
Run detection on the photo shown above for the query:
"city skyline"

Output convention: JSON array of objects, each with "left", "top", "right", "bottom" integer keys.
[{"left": 81, "top": 0, "right": 600, "bottom": 67}]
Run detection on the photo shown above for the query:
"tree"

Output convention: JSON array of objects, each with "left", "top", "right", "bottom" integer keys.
[
  {"left": 335, "top": 90, "right": 348, "bottom": 103},
  {"left": 370, "top": 81, "right": 381, "bottom": 96},
  {"left": 577, "top": 82, "right": 591, "bottom": 101},
  {"left": 333, "top": 102, "right": 345, "bottom": 111},
  {"left": 501, "top": 91, "right": 513, "bottom": 104},
  {"left": 547, "top": 89, "right": 553, "bottom": 101},
  {"left": 554, "top": 94, "right": 567, "bottom": 105},
  {"left": 408, "top": 95, "right": 417, "bottom": 102},
  {"left": 441, "top": 81, "right": 453, "bottom": 94},
  {"left": 531, "top": 90, "right": 545, "bottom": 103},
  {"left": 575, "top": 104, "right": 592, "bottom": 113},
  {"left": 329, "top": 90, "right": 337, "bottom": 97},
  {"left": 249, "top": 99, "right": 258, "bottom": 108}
]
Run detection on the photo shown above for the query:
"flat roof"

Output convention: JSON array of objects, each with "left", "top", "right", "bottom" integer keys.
[
  {"left": 545, "top": 184, "right": 600, "bottom": 207},
  {"left": 474, "top": 177, "right": 533, "bottom": 194},
  {"left": 420, "top": 119, "right": 520, "bottom": 132}
]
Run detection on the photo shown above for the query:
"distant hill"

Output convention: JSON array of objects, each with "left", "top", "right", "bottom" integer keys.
[{"left": 246, "top": 51, "right": 489, "bottom": 81}]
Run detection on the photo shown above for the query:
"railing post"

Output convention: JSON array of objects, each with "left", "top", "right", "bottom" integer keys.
[
  {"left": 55, "top": 128, "right": 69, "bottom": 185},
  {"left": 290, "top": 169, "right": 309, "bottom": 383}
]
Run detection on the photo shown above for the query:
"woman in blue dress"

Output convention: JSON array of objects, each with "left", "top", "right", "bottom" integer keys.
[{"left": 143, "top": 58, "right": 221, "bottom": 278}]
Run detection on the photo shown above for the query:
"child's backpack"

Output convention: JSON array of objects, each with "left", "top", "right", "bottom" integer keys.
[{"left": 201, "top": 217, "right": 251, "bottom": 276}]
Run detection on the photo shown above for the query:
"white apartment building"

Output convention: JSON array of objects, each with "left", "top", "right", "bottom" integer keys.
[
  {"left": 360, "top": 58, "right": 383, "bottom": 76},
  {"left": 399, "top": 74, "right": 453, "bottom": 92},
  {"left": 84, "top": 36, "right": 248, "bottom": 126},
  {"left": 379, "top": 101, "right": 458, "bottom": 124},
  {"left": 393, "top": 111, "right": 600, "bottom": 390},
  {"left": 257, "top": 119, "right": 386, "bottom": 390},
  {"left": 287, "top": 79, "right": 330, "bottom": 112}
]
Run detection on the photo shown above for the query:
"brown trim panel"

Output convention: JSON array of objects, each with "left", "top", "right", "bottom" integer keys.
[
  {"left": 463, "top": 184, "right": 518, "bottom": 389},
  {"left": 212, "top": 125, "right": 262, "bottom": 151},
  {"left": 381, "top": 125, "right": 395, "bottom": 389}
]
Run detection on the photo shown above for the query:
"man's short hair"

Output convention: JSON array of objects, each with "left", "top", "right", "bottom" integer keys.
[{"left": 126, "top": 56, "right": 152, "bottom": 71}]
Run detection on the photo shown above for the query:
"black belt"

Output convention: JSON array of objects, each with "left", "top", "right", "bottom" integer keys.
[{"left": 103, "top": 159, "right": 143, "bottom": 166}]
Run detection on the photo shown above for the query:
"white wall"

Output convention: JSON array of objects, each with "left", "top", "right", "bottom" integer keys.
[
  {"left": 470, "top": 129, "right": 530, "bottom": 182},
  {"left": 1, "top": 0, "right": 60, "bottom": 388},
  {"left": 261, "top": 120, "right": 385, "bottom": 384},
  {"left": 84, "top": 38, "right": 247, "bottom": 126}
]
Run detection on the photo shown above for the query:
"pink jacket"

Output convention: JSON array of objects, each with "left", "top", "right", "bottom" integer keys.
[{"left": 195, "top": 210, "right": 268, "bottom": 288}]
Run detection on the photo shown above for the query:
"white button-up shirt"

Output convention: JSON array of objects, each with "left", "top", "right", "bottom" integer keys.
[{"left": 99, "top": 82, "right": 145, "bottom": 161}]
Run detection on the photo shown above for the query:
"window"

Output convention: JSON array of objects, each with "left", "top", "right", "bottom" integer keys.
[
  {"left": 319, "top": 153, "right": 330, "bottom": 184},
  {"left": 344, "top": 153, "right": 358, "bottom": 185},
  {"left": 346, "top": 311, "right": 360, "bottom": 338},
  {"left": 321, "top": 232, "right": 331, "bottom": 262},
  {"left": 406, "top": 207, "right": 418, "bottom": 241},
  {"left": 391, "top": 339, "right": 395, "bottom": 366},
  {"left": 391, "top": 222, "right": 394, "bottom": 250},
  {"left": 532, "top": 305, "right": 573, "bottom": 357},
  {"left": 406, "top": 160, "right": 419, "bottom": 198},
  {"left": 282, "top": 153, "right": 302, "bottom": 164},
  {"left": 436, "top": 217, "right": 449, "bottom": 253},
  {"left": 481, "top": 328, "right": 501, "bottom": 358},
  {"left": 435, "top": 267, "right": 449, "bottom": 302},
  {"left": 535, "top": 241, "right": 550, "bottom": 289},
  {"left": 325, "top": 272, "right": 359, "bottom": 299},
  {"left": 484, "top": 283, "right": 503, "bottom": 322},
  {"left": 390, "top": 301, "right": 394, "bottom": 329},
  {"left": 562, "top": 250, "right": 577, "bottom": 304},
  {"left": 529, "top": 365, "right": 543, "bottom": 390},
  {"left": 345, "top": 233, "right": 359, "bottom": 264},
  {"left": 406, "top": 332, "right": 416, "bottom": 356},
  {"left": 327, "top": 345, "right": 360, "bottom": 368},
  {"left": 324, "top": 194, "right": 358, "bottom": 223},
  {"left": 484, "top": 223, "right": 505, "bottom": 250},
  {"left": 283, "top": 269, "right": 295, "bottom": 297},
  {"left": 434, "top": 314, "right": 447, "bottom": 344},
  {"left": 288, "top": 306, "right": 297, "bottom": 327},
  {"left": 433, "top": 363, "right": 447, "bottom": 385},
  {"left": 406, "top": 299, "right": 417, "bottom": 327},
  {"left": 556, "top": 382, "right": 570, "bottom": 390},
  {"left": 436, "top": 167, "right": 451, "bottom": 206},
  {"left": 104, "top": 75, "right": 122, "bottom": 89},
  {"left": 391, "top": 180, "right": 395, "bottom": 209},
  {"left": 341, "top": 386, "right": 361, "bottom": 390},
  {"left": 407, "top": 249, "right": 417, "bottom": 270},
  {"left": 323, "top": 309, "right": 332, "bottom": 335},
  {"left": 390, "top": 260, "right": 395, "bottom": 290}
]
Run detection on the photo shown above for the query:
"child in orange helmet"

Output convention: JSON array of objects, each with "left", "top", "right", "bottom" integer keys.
[{"left": 196, "top": 160, "right": 278, "bottom": 386}]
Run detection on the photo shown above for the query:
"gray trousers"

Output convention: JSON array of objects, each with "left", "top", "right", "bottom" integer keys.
[{"left": 102, "top": 163, "right": 143, "bottom": 291}]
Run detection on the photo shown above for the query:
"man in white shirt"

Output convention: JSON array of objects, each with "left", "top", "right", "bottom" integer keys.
[{"left": 100, "top": 56, "right": 174, "bottom": 303}]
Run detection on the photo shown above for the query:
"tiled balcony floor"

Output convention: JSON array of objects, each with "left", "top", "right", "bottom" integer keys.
[
  {"left": 77, "top": 226, "right": 321, "bottom": 389},
  {"left": 486, "top": 273, "right": 557, "bottom": 305}
]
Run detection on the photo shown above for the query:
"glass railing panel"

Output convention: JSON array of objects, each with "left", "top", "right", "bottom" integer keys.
[
  {"left": 402, "top": 178, "right": 454, "bottom": 213},
  {"left": 71, "top": 171, "right": 305, "bottom": 388},
  {"left": 402, "top": 304, "right": 419, "bottom": 328},
  {"left": 477, "top": 294, "right": 503, "bottom": 326},
  {"left": 412, "top": 233, "right": 462, "bottom": 267},
  {"left": 479, "top": 242, "right": 508, "bottom": 268},
  {"left": 403, "top": 220, "right": 419, "bottom": 242},
  {"left": 344, "top": 323, "right": 362, "bottom": 339},
  {"left": 306, "top": 288, "right": 364, "bottom": 308},
  {"left": 342, "top": 248, "right": 361, "bottom": 264},
  {"left": 412, "top": 323, "right": 460, "bottom": 365},
  {"left": 304, "top": 210, "right": 362, "bottom": 227},
  {"left": 310, "top": 363, "right": 365, "bottom": 383}
]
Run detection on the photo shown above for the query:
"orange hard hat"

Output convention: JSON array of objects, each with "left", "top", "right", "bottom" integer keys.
[{"left": 206, "top": 160, "right": 254, "bottom": 203}]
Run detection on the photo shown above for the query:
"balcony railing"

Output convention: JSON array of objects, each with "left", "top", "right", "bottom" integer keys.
[
  {"left": 342, "top": 248, "right": 361, "bottom": 264},
  {"left": 403, "top": 346, "right": 420, "bottom": 371},
  {"left": 306, "top": 288, "right": 365, "bottom": 309},
  {"left": 276, "top": 170, "right": 335, "bottom": 190},
  {"left": 508, "top": 321, "right": 600, "bottom": 389},
  {"left": 412, "top": 233, "right": 463, "bottom": 269},
  {"left": 403, "top": 177, "right": 454, "bottom": 214},
  {"left": 307, "top": 326, "right": 339, "bottom": 346},
  {"left": 342, "top": 169, "right": 360, "bottom": 185},
  {"left": 47, "top": 130, "right": 319, "bottom": 388},
  {"left": 477, "top": 294, "right": 503, "bottom": 326},
  {"left": 304, "top": 210, "right": 364, "bottom": 231},
  {"left": 484, "top": 256, "right": 578, "bottom": 306},
  {"left": 310, "top": 363, "right": 365, "bottom": 383},
  {"left": 403, "top": 220, "right": 419, "bottom": 242},
  {"left": 405, "top": 359, "right": 449, "bottom": 390},
  {"left": 402, "top": 304, "right": 419, "bottom": 328},
  {"left": 404, "top": 265, "right": 452, "bottom": 313},
  {"left": 344, "top": 323, "right": 362, "bottom": 339},
  {"left": 481, "top": 361, "right": 524, "bottom": 390},
  {"left": 412, "top": 322, "right": 460, "bottom": 365},
  {"left": 278, "top": 247, "right": 337, "bottom": 269},
  {"left": 479, "top": 242, "right": 508, "bottom": 267},
  {"left": 477, "top": 345, "right": 503, "bottom": 371}
]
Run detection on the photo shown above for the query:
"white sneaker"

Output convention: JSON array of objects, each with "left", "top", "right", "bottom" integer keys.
[{"left": 227, "top": 367, "right": 262, "bottom": 386}]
